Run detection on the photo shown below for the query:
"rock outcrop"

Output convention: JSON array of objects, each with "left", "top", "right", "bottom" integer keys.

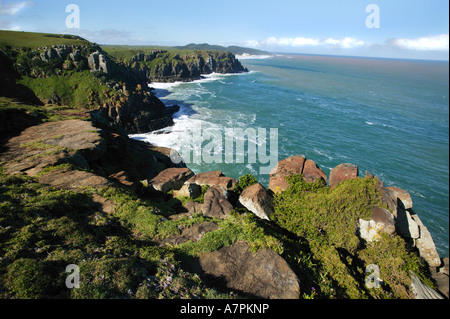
[
  {"left": 198, "top": 241, "right": 300, "bottom": 299},
  {"left": 358, "top": 207, "right": 396, "bottom": 242},
  {"left": 269, "top": 155, "right": 327, "bottom": 193},
  {"left": 238, "top": 183, "right": 274, "bottom": 221},
  {"left": 185, "top": 171, "right": 237, "bottom": 190},
  {"left": 202, "top": 186, "right": 234, "bottom": 219},
  {"left": 149, "top": 167, "right": 195, "bottom": 193},
  {"left": 329, "top": 163, "right": 359, "bottom": 188},
  {"left": 128, "top": 50, "right": 248, "bottom": 83},
  {"left": 0, "top": 118, "right": 183, "bottom": 191}
]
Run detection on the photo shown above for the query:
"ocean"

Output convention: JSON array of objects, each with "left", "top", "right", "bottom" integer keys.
[{"left": 130, "top": 54, "right": 449, "bottom": 257}]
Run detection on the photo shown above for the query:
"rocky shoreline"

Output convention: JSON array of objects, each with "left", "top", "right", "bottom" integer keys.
[
  {"left": 0, "top": 31, "right": 448, "bottom": 299},
  {"left": 0, "top": 113, "right": 447, "bottom": 298}
]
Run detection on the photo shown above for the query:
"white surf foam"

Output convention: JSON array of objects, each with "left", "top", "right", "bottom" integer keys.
[{"left": 236, "top": 54, "right": 273, "bottom": 60}]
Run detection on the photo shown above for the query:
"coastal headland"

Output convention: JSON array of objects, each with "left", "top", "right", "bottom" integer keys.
[{"left": 0, "top": 31, "right": 448, "bottom": 299}]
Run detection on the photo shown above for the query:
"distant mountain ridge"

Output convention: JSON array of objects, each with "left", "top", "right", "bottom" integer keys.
[{"left": 175, "top": 43, "right": 271, "bottom": 56}]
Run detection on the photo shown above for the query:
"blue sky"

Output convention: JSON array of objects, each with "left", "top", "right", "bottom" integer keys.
[{"left": 0, "top": 0, "right": 448, "bottom": 60}]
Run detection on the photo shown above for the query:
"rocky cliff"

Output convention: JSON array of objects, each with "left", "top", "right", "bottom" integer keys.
[
  {"left": 121, "top": 50, "right": 248, "bottom": 83},
  {"left": 0, "top": 105, "right": 447, "bottom": 299},
  {"left": 1, "top": 41, "right": 174, "bottom": 134}
]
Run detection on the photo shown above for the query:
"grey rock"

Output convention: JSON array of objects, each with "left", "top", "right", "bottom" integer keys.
[
  {"left": 202, "top": 186, "right": 234, "bottom": 219},
  {"left": 160, "top": 222, "right": 219, "bottom": 246},
  {"left": 396, "top": 207, "right": 420, "bottom": 239},
  {"left": 150, "top": 168, "right": 195, "bottom": 193},
  {"left": 199, "top": 241, "right": 300, "bottom": 299},
  {"left": 238, "top": 183, "right": 274, "bottom": 221},
  {"left": 411, "top": 213, "right": 441, "bottom": 267},
  {"left": 410, "top": 271, "right": 444, "bottom": 299}
]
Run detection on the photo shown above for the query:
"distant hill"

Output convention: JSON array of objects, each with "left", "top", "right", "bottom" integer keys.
[{"left": 175, "top": 43, "right": 271, "bottom": 56}]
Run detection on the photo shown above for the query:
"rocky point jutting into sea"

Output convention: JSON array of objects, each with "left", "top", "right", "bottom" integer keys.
[{"left": 0, "top": 31, "right": 448, "bottom": 299}]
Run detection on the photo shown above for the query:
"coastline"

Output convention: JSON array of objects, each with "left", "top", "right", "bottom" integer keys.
[{"left": 131, "top": 55, "right": 449, "bottom": 259}]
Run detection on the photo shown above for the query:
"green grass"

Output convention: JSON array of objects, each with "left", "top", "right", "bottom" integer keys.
[
  {"left": 0, "top": 30, "right": 90, "bottom": 49},
  {"left": 0, "top": 169, "right": 235, "bottom": 299},
  {"left": 0, "top": 96, "right": 80, "bottom": 123},
  {"left": 271, "top": 174, "right": 432, "bottom": 299},
  {"left": 17, "top": 70, "right": 112, "bottom": 109}
]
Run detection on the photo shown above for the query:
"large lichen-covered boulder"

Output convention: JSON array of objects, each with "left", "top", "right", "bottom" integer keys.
[
  {"left": 199, "top": 241, "right": 300, "bottom": 299},
  {"left": 358, "top": 207, "right": 396, "bottom": 242}
]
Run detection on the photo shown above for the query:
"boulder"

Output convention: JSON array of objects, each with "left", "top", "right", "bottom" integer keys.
[
  {"left": 108, "top": 171, "right": 134, "bottom": 188},
  {"left": 149, "top": 167, "right": 195, "bottom": 193},
  {"left": 238, "top": 183, "right": 274, "bottom": 221},
  {"left": 386, "top": 186, "right": 413, "bottom": 209},
  {"left": 329, "top": 163, "right": 359, "bottom": 188},
  {"left": 358, "top": 207, "right": 395, "bottom": 242},
  {"left": 0, "top": 119, "right": 106, "bottom": 177},
  {"left": 199, "top": 241, "right": 300, "bottom": 299},
  {"left": 186, "top": 171, "right": 237, "bottom": 190},
  {"left": 410, "top": 271, "right": 444, "bottom": 299},
  {"left": 411, "top": 213, "right": 441, "bottom": 267},
  {"left": 302, "top": 159, "right": 327, "bottom": 184},
  {"left": 173, "top": 183, "right": 202, "bottom": 198},
  {"left": 269, "top": 155, "right": 305, "bottom": 193},
  {"left": 38, "top": 168, "right": 113, "bottom": 191},
  {"left": 370, "top": 207, "right": 396, "bottom": 235},
  {"left": 181, "top": 201, "right": 203, "bottom": 215},
  {"left": 202, "top": 186, "right": 234, "bottom": 219},
  {"left": 442, "top": 257, "right": 449, "bottom": 275},
  {"left": 160, "top": 222, "right": 219, "bottom": 246},
  {"left": 378, "top": 186, "right": 398, "bottom": 217},
  {"left": 432, "top": 272, "right": 449, "bottom": 299},
  {"left": 396, "top": 207, "right": 420, "bottom": 239}
]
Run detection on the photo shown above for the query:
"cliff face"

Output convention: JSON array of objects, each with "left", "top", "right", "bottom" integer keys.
[
  {"left": 0, "top": 44, "right": 173, "bottom": 134},
  {"left": 126, "top": 50, "right": 248, "bottom": 83},
  {"left": 1, "top": 42, "right": 250, "bottom": 132}
]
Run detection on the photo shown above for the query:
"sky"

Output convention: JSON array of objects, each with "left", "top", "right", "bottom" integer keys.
[{"left": 0, "top": 0, "right": 449, "bottom": 60}]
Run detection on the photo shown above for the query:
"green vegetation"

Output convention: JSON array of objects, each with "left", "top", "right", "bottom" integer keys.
[
  {"left": 232, "top": 173, "right": 258, "bottom": 195},
  {"left": 17, "top": 70, "right": 112, "bottom": 109},
  {"left": 0, "top": 31, "right": 90, "bottom": 49},
  {"left": 271, "top": 174, "right": 432, "bottom": 299},
  {"left": 0, "top": 169, "right": 233, "bottom": 299},
  {"left": 0, "top": 30, "right": 437, "bottom": 300}
]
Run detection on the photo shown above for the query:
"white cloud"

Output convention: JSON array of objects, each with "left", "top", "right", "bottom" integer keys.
[
  {"left": 324, "top": 37, "right": 365, "bottom": 49},
  {"left": 0, "top": 1, "right": 33, "bottom": 16},
  {"left": 252, "top": 36, "right": 365, "bottom": 49},
  {"left": 389, "top": 34, "right": 449, "bottom": 51}
]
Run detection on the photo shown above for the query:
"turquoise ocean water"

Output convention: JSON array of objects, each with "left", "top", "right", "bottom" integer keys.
[{"left": 131, "top": 54, "right": 449, "bottom": 256}]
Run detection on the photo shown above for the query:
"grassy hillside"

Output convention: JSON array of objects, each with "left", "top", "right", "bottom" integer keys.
[
  {"left": 0, "top": 30, "right": 175, "bottom": 133},
  {"left": 0, "top": 30, "right": 91, "bottom": 49}
]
